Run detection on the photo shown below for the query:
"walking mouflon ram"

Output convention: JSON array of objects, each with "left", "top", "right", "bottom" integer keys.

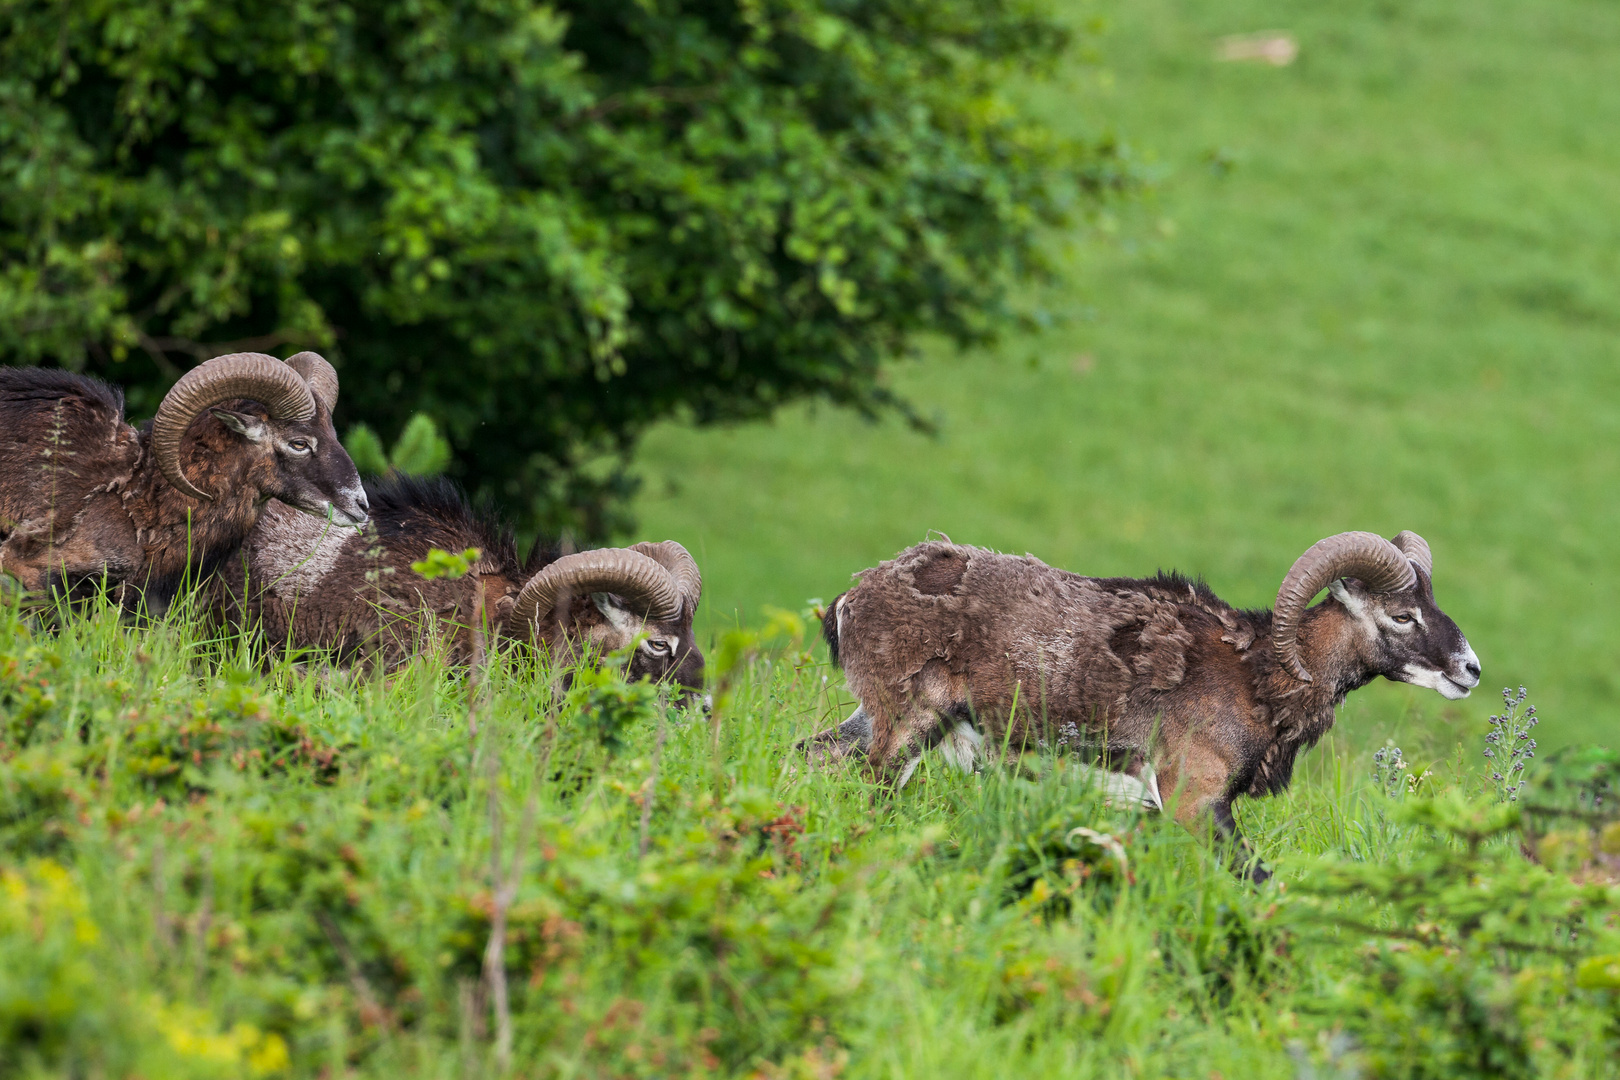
[{"left": 808, "top": 531, "right": 1480, "bottom": 879}]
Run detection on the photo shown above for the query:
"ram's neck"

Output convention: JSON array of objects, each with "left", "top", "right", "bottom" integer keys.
[
  {"left": 1293, "top": 600, "right": 1378, "bottom": 700},
  {"left": 1253, "top": 600, "right": 1377, "bottom": 742},
  {"left": 127, "top": 424, "right": 268, "bottom": 590}
]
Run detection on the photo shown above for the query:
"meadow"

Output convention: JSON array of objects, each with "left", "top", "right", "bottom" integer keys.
[
  {"left": 2, "top": 598, "right": 1617, "bottom": 1078},
  {"left": 5, "top": 0, "right": 1620, "bottom": 1076},
  {"left": 627, "top": 0, "right": 1620, "bottom": 750}
]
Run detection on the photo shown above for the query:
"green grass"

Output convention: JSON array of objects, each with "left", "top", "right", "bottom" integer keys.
[
  {"left": 624, "top": 0, "right": 1620, "bottom": 747},
  {"left": 8, "top": 1, "right": 1620, "bottom": 1074},
  {"left": 2, "top": 600, "right": 1616, "bottom": 1078}
]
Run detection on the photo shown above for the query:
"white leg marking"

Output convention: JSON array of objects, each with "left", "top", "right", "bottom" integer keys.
[
  {"left": 937, "top": 721, "right": 983, "bottom": 771},
  {"left": 1072, "top": 760, "right": 1163, "bottom": 811}
]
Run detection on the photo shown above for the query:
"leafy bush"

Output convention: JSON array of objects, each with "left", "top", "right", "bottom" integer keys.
[
  {"left": 0, "top": 859, "right": 290, "bottom": 1078},
  {"left": 344, "top": 415, "right": 454, "bottom": 478},
  {"left": 0, "top": 0, "right": 1125, "bottom": 535},
  {"left": 1289, "top": 794, "right": 1620, "bottom": 1078}
]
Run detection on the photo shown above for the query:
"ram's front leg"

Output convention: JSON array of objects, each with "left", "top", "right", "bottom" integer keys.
[{"left": 1156, "top": 735, "right": 1271, "bottom": 883}]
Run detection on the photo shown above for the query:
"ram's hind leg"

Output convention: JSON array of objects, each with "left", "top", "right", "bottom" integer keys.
[
  {"left": 796, "top": 706, "right": 873, "bottom": 765},
  {"left": 868, "top": 702, "right": 976, "bottom": 788}
]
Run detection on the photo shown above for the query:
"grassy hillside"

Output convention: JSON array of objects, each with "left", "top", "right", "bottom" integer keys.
[
  {"left": 625, "top": 0, "right": 1620, "bottom": 746},
  {"left": 3, "top": 602, "right": 1617, "bottom": 1077}
]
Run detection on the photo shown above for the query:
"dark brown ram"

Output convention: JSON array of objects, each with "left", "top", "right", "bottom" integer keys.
[
  {"left": 219, "top": 475, "right": 704, "bottom": 695},
  {"left": 808, "top": 531, "right": 1479, "bottom": 878},
  {"left": 0, "top": 353, "right": 367, "bottom": 613}
]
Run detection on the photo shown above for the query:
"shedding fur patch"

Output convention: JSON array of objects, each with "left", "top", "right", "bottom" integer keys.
[{"left": 910, "top": 547, "right": 970, "bottom": 595}]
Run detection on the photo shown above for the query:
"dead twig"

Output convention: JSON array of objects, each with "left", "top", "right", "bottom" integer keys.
[
  {"left": 137, "top": 329, "right": 317, "bottom": 363},
  {"left": 315, "top": 909, "right": 394, "bottom": 1032},
  {"left": 151, "top": 838, "right": 173, "bottom": 955},
  {"left": 1215, "top": 31, "right": 1298, "bottom": 66},
  {"left": 482, "top": 733, "right": 538, "bottom": 1074},
  {"left": 468, "top": 579, "right": 488, "bottom": 741},
  {"left": 638, "top": 710, "right": 670, "bottom": 858}
]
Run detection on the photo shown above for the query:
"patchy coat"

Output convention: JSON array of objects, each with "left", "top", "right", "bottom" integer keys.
[{"left": 816, "top": 539, "right": 1479, "bottom": 878}]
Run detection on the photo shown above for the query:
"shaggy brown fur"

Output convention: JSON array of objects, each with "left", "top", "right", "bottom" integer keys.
[
  {"left": 0, "top": 367, "right": 365, "bottom": 613},
  {"left": 219, "top": 475, "right": 704, "bottom": 695},
  {"left": 814, "top": 541, "right": 1479, "bottom": 879}
]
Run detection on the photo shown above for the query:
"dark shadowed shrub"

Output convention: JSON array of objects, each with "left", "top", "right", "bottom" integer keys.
[{"left": 0, "top": 0, "right": 1127, "bottom": 535}]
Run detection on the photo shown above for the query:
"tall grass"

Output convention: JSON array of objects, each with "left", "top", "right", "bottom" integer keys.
[{"left": 2, "top": 595, "right": 1614, "bottom": 1077}]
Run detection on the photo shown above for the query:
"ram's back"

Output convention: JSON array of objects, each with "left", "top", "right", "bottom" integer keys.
[
  {"left": 1, "top": 368, "right": 139, "bottom": 523},
  {"left": 0, "top": 369, "right": 145, "bottom": 594},
  {"left": 835, "top": 542, "right": 1266, "bottom": 751}
]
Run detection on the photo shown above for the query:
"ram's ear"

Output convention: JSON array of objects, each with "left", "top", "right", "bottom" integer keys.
[
  {"left": 1327, "top": 577, "right": 1371, "bottom": 617},
  {"left": 210, "top": 408, "right": 270, "bottom": 443}
]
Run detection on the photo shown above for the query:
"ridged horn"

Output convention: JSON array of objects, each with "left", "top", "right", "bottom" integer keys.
[
  {"left": 630, "top": 540, "right": 702, "bottom": 611},
  {"left": 284, "top": 351, "right": 339, "bottom": 413},
  {"left": 150, "top": 353, "right": 318, "bottom": 502},
  {"left": 1273, "top": 531, "right": 1418, "bottom": 682},
  {"left": 1391, "top": 530, "right": 1432, "bottom": 579},
  {"left": 511, "top": 548, "right": 681, "bottom": 634}
]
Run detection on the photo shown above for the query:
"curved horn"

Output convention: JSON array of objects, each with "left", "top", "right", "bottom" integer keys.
[
  {"left": 1391, "top": 530, "right": 1432, "bottom": 579},
  {"left": 284, "top": 351, "right": 339, "bottom": 413},
  {"left": 150, "top": 353, "right": 318, "bottom": 502},
  {"left": 1273, "top": 531, "right": 1418, "bottom": 682},
  {"left": 511, "top": 548, "right": 681, "bottom": 633},
  {"left": 630, "top": 540, "right": 702, "bottom": 610}
]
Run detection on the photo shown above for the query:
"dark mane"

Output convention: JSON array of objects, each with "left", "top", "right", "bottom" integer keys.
[
  {"left": 523, "top": 534, "right": 567, "bottom": 574},
  {"left": 362, "top": 473, "right": 519, "bottom": 569},
  {"left": 1093, "top": 569, "right": 1275, "bottom": 631}
]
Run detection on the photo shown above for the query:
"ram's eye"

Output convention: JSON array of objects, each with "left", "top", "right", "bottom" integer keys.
[
  {"left": 1392, "top": 614, "right": 1414, "bottom": 624},
  {"left": 643, "top": 639, "right": 671, "bottom": 654},
  {"left": 287, "top": 438, "right": 313, "bottom": 454}
]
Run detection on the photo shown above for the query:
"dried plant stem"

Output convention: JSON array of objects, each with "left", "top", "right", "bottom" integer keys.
[
  {"left": 638, "top": 710, "right": 669, "bottom": 858},
  {"left": 193, "top": 850, "right": 214, "bottom": 987},
  {"left": 315, "top": 909, "right": 392, "bottom": 1032},
  {"left": 482, "top": 732, "right": 537, "bottom": 1075},
  {"left": 151, "top": 838, "right": 173, "bottom": 954},
  {"left": 468, "top": 580, "right": 488, "bottom": 740}
]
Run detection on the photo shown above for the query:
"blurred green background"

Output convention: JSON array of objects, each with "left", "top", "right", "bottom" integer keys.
[{"left": 625, "top": 0, "right": 1620, "bottom": 747}]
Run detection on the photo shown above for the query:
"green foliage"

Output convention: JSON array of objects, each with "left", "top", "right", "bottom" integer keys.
[
  {"left": 0, "top": 0, "right": 1121, "bottom": 536},
  {"left": 341, "top": 425, "right": 390, "bottom": 478},
  {"left": 1521, "top": 743, "right": 1620, "bottom": 880},
  {"left": 2, "top": 590, "right": 1617, "bottom": 1076},
  {"left": 345, "top": 414, "right": 453, "bottom": 478},
  {"left": 409, "top": 546, "right": 481, "bottom": 581},
  {"left": 388, "top": 415, "right": 454, "bottom": 478},
  {"left": 1288, "top": 792, "right": 1620, "bottom": 1079},
  {"left": 560, "top": 658, "right": 661, "bottom": 756}
]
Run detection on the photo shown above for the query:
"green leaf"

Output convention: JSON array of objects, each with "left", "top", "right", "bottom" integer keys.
[
  {"left": 1575, "top": 953, "right": 1620, "bottom": 990},
  {"left": 342, "top": 424, "right": 390, "bottom": 477},
  {"left": 411, "top": 547, "right": 481, "bottom": 581},
  {"left": 388, "top": 414, "right": 452, "bottom": 477}
]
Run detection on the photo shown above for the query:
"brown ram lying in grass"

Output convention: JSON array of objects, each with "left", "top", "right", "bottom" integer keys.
[
  {"left": 807, "top": 531, "right": 1480, "bottom": 879},
  {"left": 218, "top": 475, "right": 704, "bottom": 697},
  {"left": 0, "top": 352, "right": 367, "bottom": 614}
]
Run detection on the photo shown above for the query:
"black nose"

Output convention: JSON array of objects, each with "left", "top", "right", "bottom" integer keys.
[{"left": 1465, "top": 660, "right": 1481, "bottom": 678}]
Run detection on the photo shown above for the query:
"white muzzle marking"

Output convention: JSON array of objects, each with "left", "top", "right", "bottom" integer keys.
[{"left": 1401, "top": 640, "right": 1480, "bottom": 701}]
